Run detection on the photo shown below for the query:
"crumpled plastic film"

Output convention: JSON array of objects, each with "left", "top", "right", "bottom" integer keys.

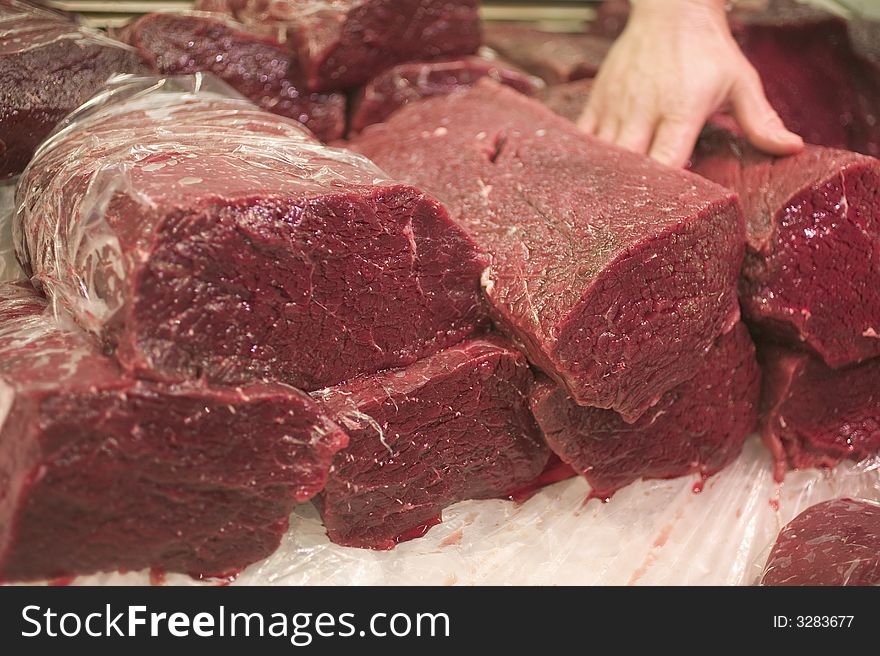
[
  {"left": 0, "top": 182, "right": 23, "bottom": 282},
  {"left": 13, "top": 72, "right": 390, "bottom": 339},
  {"left": 66, "top": 438, "right": 880, "bottom": 586}
]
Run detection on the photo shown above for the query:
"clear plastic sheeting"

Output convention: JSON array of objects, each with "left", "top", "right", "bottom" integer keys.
[
  {"left": 0, "top": 182, "right": 23, "bottom": 282},
  {"left": 68, "top": 439, "right": 880, "bottom": 586}
]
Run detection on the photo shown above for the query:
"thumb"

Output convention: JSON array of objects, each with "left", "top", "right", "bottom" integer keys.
[{"left": 731, "top": 67, "right": 803, "bottom": 156}]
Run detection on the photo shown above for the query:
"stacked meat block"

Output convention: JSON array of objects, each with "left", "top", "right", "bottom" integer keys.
[
  {"left": 12, "top": 74, "right": 558, "bottom": 556},
  {"left": 849, "top": 19, "right": 880, "bottom": 158},
  {"left": 120, "top": 12, "right": 346, "bottom": 141},
  {"left": 0, "top": 0, "right": 144, "bottom": 178},
  {"left": 762, "top": 499, "right": 880, "bottom": 586},
  {"left": 349, "top": 56, "right": 543, "bottom": 135},
  {"left": 196, "top": 0, "right": 482, "bottom": 91},
  {"left": 692, "top": 131, "right": 880, "bottom": 477},
  {"left": 14, "top": 78, "right": 487, "bottom": 392},
  {"left": 531, "top": 324, "right": 760, "bottom": 500},
  {"left": 315, "top": 337, "right": 549, "bottom": 548},
  {"left": 351, "top": 80, "right": 754, "bottom": 495},
  {"left": 0, "top": 282, "right": 348, "bottom": 582},
  {"left": 483, "top": 23, "right": 612, "bottom": 84}
]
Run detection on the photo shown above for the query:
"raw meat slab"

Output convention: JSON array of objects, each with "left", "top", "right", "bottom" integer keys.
[
  {"left": 692, "top": 130, "right": 880, "bottom": 368},
  {"left": 530, "top": 323, "right": 760, "bottom": 499},
  {"left": 483, "top": 23, "right": 611, "bottom": 84},
  {"left": 0, "top": 282, "right": 347, "bottom": 582},
  {"left": 762, "top": 498, "right": 880, "bottom": 586},
  {"left": 0, "top": 0, "right": 144, "bottom": 178},
  {"left": 196, "top": 0, "right": 482, "bottom": 91},
  {"left": 120, "top": 12, "right": 346, "bottom": 142},
  {"left": 759, "top": 345, "right": 880, "bottom": 481},
  {"left": 350, "top": 55, "right": 543, "bottom": 134},
  {"left": 315, "top": 336, "right": 548, "bottom": 549},
  {"left": 14, "top": 75, "right": 486, "bottom": 390},
  {"left": 350, "top": 81, "right": 745, "bottom": 422}
]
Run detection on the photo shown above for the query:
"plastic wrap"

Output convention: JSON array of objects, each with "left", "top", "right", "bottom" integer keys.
[
  {"left": 62, "top": 438, "right": 880, "bottom": 586},
  {"left": 0, "top": 0, "right": 145, "bottom": 178},
  {"left": 0, "top": 181, "right": 22, "bottom": 281},
  {"left": 14, "top": 73, "right": 486, "bottom": 389},
  {"left": 195, "top": 0, "right": 483, "bottom": 91}
]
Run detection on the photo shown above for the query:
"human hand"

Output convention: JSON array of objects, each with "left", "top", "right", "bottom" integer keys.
[{"left": 578, "top": 0, "right": 804, "bottom": 167}]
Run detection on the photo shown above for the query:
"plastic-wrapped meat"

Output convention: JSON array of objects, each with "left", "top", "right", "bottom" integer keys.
[
  {"left": 350, "top": 81, "right": 744, "bottom": 423},
  {"left": 538, "top": 78, "right": 594, "bottom": 123},
  {"left": 483, "top": 23, "right": 612, "bottom": 84},
  {"left": 530, "top": 324, "right": 760, "bottom": 500},
  {"left": 0, "top": 282, "right": 348, "bottom": 582},
  {"left": 762, "top": 498, "right": 880, "bottom": 586},
  {"left": 759, "top": 345, "right": 880, "bottom": 481},
  {"left": 119, "top": 12, "right": 346, "bottom": 142},
  {"left": 314, "top": 336, "right": 549, "bottom": 549},
  {"left": 14, "top": 75, "right": 487, "bottom": 390},
  {"left": 0, "top": 181, "right": 20, "bottom": 281},
  {"left": 692, "top": 129, "right": 880, "bottom": 368},
  {"left": 349, "top": 55, "right": 543, "bottom": 135},
  {"left": 0, "top": 0, "right": 144, "bottom": 179},
  {"left": 195, "top": 0, "right": 482, "bottom": 91}
]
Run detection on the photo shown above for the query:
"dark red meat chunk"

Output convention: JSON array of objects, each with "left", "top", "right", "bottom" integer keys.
[
  {"left": 315, "top": 336, "right": 549, "bottom": 549},
  {"left": 0, "top": 0, "right": 144, "bottom": 178},
  {"left": 530, "top": 323, "right": 759, "bottom": 500},
  {"left": 483, "top": 23, "right": 612, "bottom": 84},
  {"left": 120, "top": 12, "right": 346, "bottom": 142},
  {"left": 349, "top": 55, "right": 543, "bottom": 135},
  {"left": 196, "top": 0, "right": 482, "bottom": 91},
  {"left": 0, "top": 282, "right": 348, "bottom": 582},
  {"left": 350, "top": 81, "right": 744, "bottom": 422},
  {"left": 759, "top": 345, "right": 880, "bottom": 481},
  {"left": 14, "top": 78, "right": 487, "bottom": 390},
  {"left": 538, "top": 77, "right": 594, "bottom": 123},
  {"left": 730, "top": 1, "right": 858, "bottom": 150},
  {"left": 692, "top": 130, "right": 880, "bottom": 368},
  {"left": 762, "top": 498, "right": 880, "bottom": 586}
]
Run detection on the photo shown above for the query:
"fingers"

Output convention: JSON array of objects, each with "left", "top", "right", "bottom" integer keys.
[
  {"left": 615, "top": 117, "right": 655, "bottom": 154},
  {"left": 648, "top": 115, "right": 703, "bottom": 168},
  {"left": 731, "top": 67, "right": 803, "bottom": 156}
]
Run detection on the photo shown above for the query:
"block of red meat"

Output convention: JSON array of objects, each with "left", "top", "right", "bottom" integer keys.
[
  {"left": 587, "top": 0, "right": 629, "bottom": 39},
  {"left": 731, "top": 1, "right": 859, "bottom": 150},
  {"left": 14, "top": 75, "right": 486, "bottom": 390},
  {"left": 692, "top": 130, "right": 880, "bottom": 368},
  {"left": 759, "top": 345, "right": 880, "bottom": 481},
  {"left": 0, "top": 282, "right": 348, "bottom": 582},
  {"left": 314, "top": 336, "right": 549, "bottom": 549},
  {"left": 483, "top": 23, "right": 612, "bottom": 84},
  {"left": 530, "top": 323, "right": 759, "bottom": 500},
  {"left": 849, "top": 19, "right": 880, "bottom": 158},
  {"left": 0, "top": 0, "right": 144, "bottom": 179},
  {"left": 195, "top": 0, "right": 482, "bottom": 91},
  {"left": 761, "top": 498, "right": 880, "bottom": 586},
  {"left": 538, "top": 78, "right": 594, "bottom": 123},
  {"left": 349, "top": 56, "right": 543, "bottom": 135},
  {"left": 120, "top": 12, "right": 345, "bottom": 142},
  {"left": 350, "top": 81, "right": 744, "bottom": 422}
]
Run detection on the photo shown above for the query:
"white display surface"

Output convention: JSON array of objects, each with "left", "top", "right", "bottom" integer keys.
[{"left": 71, "top": 438, "right": 880, "bottom": 586}]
